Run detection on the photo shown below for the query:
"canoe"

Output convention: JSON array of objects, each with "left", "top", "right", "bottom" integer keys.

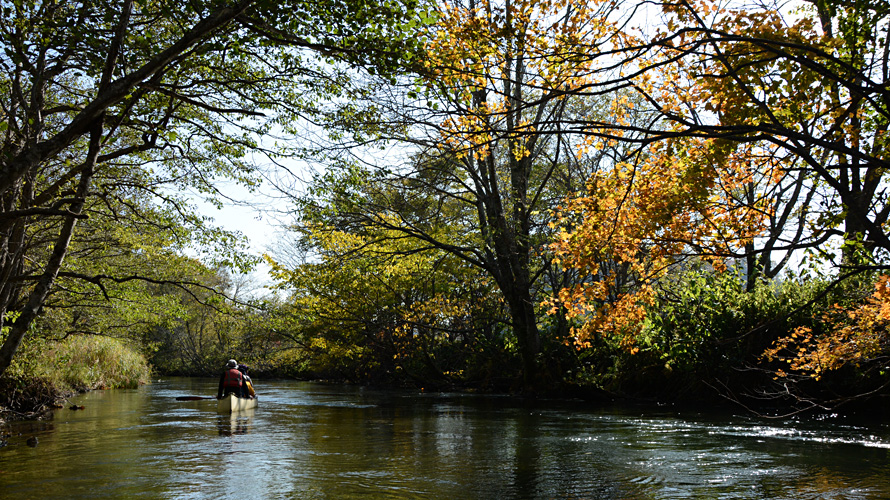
[{"left": 217, "top": 393, "right": 258, "bottom": 413}]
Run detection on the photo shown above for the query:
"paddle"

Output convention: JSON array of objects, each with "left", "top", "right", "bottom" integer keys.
[{"left": 175, "top": 396, "right": 217, "bottom": 401}]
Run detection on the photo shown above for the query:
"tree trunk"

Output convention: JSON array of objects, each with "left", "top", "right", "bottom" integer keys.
[
  {"left": 0, "top": 124, "right": 98, "bottom": 376},
  {"left": 506, "top": 287, "right": 541, "bottom": 390}
]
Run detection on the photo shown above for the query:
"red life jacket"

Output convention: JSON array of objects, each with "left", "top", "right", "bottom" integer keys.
[{"left": 223, "top": 368, "right": 243, "bottom": 388}]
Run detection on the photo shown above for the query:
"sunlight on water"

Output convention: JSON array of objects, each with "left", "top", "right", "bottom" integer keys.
[{"left": 1, "top": 379, "right": 889, "bottom": 499}]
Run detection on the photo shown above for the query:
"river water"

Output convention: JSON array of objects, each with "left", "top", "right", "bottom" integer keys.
[{"left": 1, "top": 378, "right": 889, "bottom": 499}]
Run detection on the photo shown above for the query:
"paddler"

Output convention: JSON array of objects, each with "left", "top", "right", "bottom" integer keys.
[
  {"left": 217, "top": 359, "right": 244, "bottom": 399},
  {"left": 238, "top": 363, "right": 256, "bottom": 399}
]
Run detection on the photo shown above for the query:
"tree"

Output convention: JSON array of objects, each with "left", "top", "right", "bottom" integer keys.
[
  {"left": 269, "top": 183, "right": 512, "bottom": 385},
  {"left": 282, "top": 0, "right": 635, "bottom": 389},
  {"left": 644, "top": 0, "right": 890, "bottom": 268},
  {"left": 0, "top": 0, "right": 426, "bottom": 377},
  {"left": 548, "top": 0, "right": 890, "bottom": 400}
]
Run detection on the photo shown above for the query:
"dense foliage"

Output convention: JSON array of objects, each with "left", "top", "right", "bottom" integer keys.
[
  {"left": 2, "top": 0, "right": 889, "bottom": 415},
  {"left": 266, "top": 0, "right": 890, "bottom": 410},
  {"left": 0, "top": 0, "right": 426, "bottom": 385}
]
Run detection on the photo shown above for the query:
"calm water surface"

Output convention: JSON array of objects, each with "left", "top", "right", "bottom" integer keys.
[{"left": 1, "top": 378, "right": 889, "bottom": 499}]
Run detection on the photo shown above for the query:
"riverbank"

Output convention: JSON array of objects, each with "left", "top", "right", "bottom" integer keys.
[
  {"left": 0, "top": 336, "right": 152, "bottom": 424},
  {"left": 0, "top": 376, "right": 70, "bottom": 423},
  {"left": 2, "top": 367, "right": 887, "bottom": 424}
]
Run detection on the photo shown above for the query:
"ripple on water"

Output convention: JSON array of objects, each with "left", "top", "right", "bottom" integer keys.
[
  {"left": 713, "top": 424, "right": 890, "bottom": 449},
  {"left": 3, "top": 380, "right": 890, "bottom": 500}
]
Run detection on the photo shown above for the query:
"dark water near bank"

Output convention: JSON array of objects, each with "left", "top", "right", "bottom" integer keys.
[{"left": 1, "top": 378, "right": 889, "bottom": 499}]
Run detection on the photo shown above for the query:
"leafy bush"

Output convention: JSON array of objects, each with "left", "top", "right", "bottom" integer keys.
[
  {"left": 568, "top": 264, "right": 832, "bottom": 398},
  {"left": 639, "top": 266, "right": 828, "bottom": 372}
]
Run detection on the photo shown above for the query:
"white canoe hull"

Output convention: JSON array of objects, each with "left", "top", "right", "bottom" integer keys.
[{"left": 217, "top": 393, "right": 258, "bottom": 413}]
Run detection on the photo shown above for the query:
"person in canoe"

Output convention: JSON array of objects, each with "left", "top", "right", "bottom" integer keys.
[
  {"left": 218, "top": 359, "right": 245, "bottom": 399},
  {"left": 237, "top": 363, "right": 256, "bottom": 399}
]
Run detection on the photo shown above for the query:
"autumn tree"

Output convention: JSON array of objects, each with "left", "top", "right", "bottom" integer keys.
[
  {"left": 0, "top": 0, "right": 425, "bottom": 376},
  {"left": 547, "top": 0, "right": 890, "bottom": 402},
  {"left": 279, "top": 0, "right": 642, "bottom": 389},
  {"left": 643, "top": 0, "right": 890, "bottom": 268}
]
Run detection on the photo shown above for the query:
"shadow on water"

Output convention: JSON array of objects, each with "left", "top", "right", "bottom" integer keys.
[{"left": 0, "top": 378, "right": 889, "bottom": 499}]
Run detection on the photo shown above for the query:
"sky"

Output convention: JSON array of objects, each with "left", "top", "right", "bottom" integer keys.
[{"left": 191, "top": 177, "right": 294, "bottom": 298}]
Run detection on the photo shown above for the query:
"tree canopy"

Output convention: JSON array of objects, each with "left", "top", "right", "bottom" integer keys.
[
  {"left": 263, "top": 0, "right": 890, "bottom": 407},
  {"left": 0, "top": 0, "right": 427, "bottom": 377},
  {"left": 3, "top": 0, "right": 889, "bottom": 411}
]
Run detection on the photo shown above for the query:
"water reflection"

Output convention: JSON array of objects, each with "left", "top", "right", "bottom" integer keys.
[
  {"left": 217, "top": 409, "right": 254, "bottom": 436},
  {"left": 0, "top": 379, "right": 889, "bottom": 499}
]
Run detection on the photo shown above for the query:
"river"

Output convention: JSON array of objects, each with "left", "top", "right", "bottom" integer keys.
[{"left": 1, "top": 378, "right": 889, "bottom": 499}]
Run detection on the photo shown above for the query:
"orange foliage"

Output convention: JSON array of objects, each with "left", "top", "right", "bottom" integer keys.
[
  {"left": 548, "top": 0, "right": 828, "bottom": 351},
  {"left": 422, "top": 0, "right": 637, "bottom": 158},
  {"left": 763, "top": 276, "right": 890, "bottom": 380},
  {"left": 550, "top": 136, "right": 776, "bottom": 349}
]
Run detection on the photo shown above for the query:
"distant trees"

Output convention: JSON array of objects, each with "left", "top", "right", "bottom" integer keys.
[{"left": 266, "top": 219, "right": 510, "bottom": 384}]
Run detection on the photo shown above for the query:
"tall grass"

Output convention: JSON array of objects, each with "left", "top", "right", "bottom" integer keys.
[{"left": 11, "top": 335, "right": 152, "bottom": 391}]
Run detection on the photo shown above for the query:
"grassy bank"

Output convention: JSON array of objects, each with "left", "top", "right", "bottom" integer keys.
[{"left": 0, "top": 336, "right": 152, "bottom": 419}]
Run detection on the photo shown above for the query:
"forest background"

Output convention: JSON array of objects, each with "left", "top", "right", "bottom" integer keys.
[{"left": 2, "top": 0, "right": 890, "bottom": 417}]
